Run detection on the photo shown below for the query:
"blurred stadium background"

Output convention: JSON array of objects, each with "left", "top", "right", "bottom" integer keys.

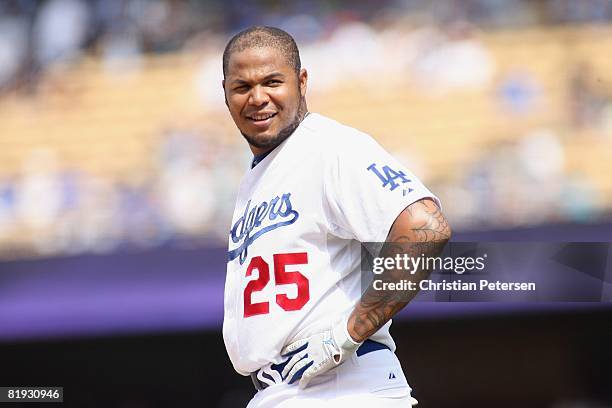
[{"left": 0, "top": 0, "right": 611, "bottom": 407}]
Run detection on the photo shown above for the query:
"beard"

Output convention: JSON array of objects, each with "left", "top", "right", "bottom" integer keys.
[{"left": 241, "top": 97, "right": 308, "bottom": 150}]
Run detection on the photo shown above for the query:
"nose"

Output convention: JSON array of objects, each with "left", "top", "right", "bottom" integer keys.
[{"left": 248, "top": 85, "right": 269, "bottom": 107}]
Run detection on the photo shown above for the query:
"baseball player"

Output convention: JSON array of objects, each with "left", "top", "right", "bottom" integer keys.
[{"left": 222, "top": 26, "right": 451, "bottom": 408}]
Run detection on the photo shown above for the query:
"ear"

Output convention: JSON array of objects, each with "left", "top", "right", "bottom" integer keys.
[
  {"left": 298, "top": 68, "right": 308, "bottom": 98},
  {"left": 222, "top": 79, "right": 229, "bottom": 107}
]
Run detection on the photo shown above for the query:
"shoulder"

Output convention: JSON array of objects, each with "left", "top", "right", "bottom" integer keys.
[{"left": 301, "top": 113, "right": 379, "bottom": 154}]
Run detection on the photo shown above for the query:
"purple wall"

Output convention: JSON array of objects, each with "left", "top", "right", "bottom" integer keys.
[{"left": 1, "top": 222, "right": 610, "bottom": 341}]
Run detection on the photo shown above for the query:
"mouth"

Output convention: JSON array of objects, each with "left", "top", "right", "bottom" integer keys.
[{"left": 246, "top": 112, "right": 278, "bottom": 128}]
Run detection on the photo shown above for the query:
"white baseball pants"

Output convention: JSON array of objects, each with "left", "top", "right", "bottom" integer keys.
[{"left": 246, "top": 348, "right": 418, "bottom": 408}]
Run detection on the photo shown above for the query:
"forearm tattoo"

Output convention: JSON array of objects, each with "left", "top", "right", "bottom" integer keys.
[{"left": 349, "top": 199, "right": 451, "bottom": 342}]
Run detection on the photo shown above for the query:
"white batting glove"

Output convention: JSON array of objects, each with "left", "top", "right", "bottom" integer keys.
[{"left": 280, "top": 317, "right": 362, "bottom": 389}]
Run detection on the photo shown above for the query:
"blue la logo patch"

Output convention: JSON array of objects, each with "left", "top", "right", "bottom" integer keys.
[{"left": 367, "top": 163, "right": 413, "bottom": 194}]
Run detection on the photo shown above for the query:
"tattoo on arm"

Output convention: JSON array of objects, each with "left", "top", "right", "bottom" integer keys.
[{"left": 348, "top": 199, "right": 451, "bottom": 342}]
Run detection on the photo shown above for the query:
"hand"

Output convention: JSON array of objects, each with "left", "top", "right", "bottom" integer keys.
[{"left": 280, "top": 318, "right": 362, "bottom": 389}]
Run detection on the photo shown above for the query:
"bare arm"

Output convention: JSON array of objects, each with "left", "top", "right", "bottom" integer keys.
[{"left": 347, "top": 198, "right": 452, "bottom": 342}]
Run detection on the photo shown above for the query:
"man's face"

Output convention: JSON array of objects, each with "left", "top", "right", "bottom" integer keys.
[{"left": 223, "top": 46, "right": 307, "bottom": 155}]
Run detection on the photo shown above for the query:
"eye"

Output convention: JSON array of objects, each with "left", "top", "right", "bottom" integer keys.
[
  {"left": 266, "top": 79, "right": 282, "bottom": 86},
  {"left": 233, "top": 84, "right": 249, "bottom": 92}
]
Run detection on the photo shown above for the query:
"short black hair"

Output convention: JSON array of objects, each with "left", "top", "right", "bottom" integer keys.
[{"left": 222, "top": 26, "right": 301, "bottom": 78}]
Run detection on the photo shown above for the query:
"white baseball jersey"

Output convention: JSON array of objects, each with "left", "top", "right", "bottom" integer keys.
[{"left": 223, "top": 113, "right": 439, "bottom": 375}]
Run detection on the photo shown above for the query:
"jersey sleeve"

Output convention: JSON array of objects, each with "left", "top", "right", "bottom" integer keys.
[{"left": 324, "top": 132, "right": 440, "bottom": 243}]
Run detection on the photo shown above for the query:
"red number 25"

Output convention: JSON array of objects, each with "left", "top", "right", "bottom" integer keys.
[{"left": 243, "top": 252, "right": 309, "bottom": 318}]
